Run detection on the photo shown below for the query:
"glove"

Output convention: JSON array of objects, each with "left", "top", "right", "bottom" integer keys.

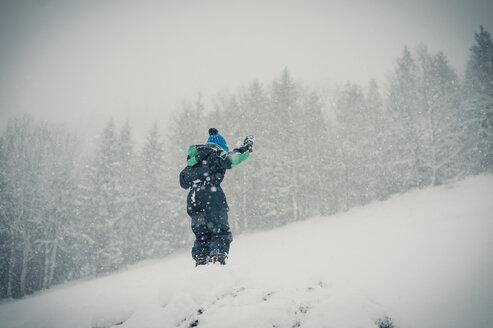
[{"left": 243, "top": 135, "right": 255, "bottom": 152}]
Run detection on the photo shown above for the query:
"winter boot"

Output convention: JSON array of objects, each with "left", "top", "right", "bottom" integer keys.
[
  {"left": 195, "top": 256, "right": 209, "bottom": 266},
  {"left": 210, "top": 251, "right": 227, "bottom": 265}
]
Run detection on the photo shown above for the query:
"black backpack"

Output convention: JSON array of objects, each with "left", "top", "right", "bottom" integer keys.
[{"left": 179, "top": 144, "right": 215, "bottom": 189}]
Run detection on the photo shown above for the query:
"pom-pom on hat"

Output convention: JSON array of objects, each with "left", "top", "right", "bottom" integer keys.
[{"left": 207, "top": 128, "right": 229, "bottom": 152}]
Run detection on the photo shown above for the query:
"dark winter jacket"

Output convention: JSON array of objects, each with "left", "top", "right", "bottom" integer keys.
[{"left": 179, "top": 143, "right": 250, "bottom": 189}]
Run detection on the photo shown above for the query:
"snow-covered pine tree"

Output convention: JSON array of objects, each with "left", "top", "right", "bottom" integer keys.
[
  {"left": 463, "top": 26, "right": 493, "bottom": 173},
  {"left": 297, "top": 90, "right": 336, "bottom": 216},
  {"left": 0, "top": 116, "right": 45, "bottom": 297},
  {"left": 114, "top": 122, "right": 140, "bottom": 264},
  {"left": 232, "top": 81, "right": 267, "bottom": 231},
  {"left": 83, "top": 119, "right": 124, "bottom": 274},
  {"left": 415, "top": 46, "right": 462, "bottom": 185},
  {"left": 0, "top": 116, "right": 81, "bottom": 297},
  {"left": 334, "top": 83, "right": 374, "bottom": 209},
  {"left": 135, "top": 124, "right": 171, "bottom": 258},
  {"left": 365, "top": 79, "right": 392, "bottom": 200},
  {"left": 239, "top": 81, "right": 268, "bottom": 230},
  {"left": 269, "top": 68, "right": 302, "bottom": 225},
  {"left": 387, "top": 47, "right": 424, "bottom": 191},
  {"left": 36, "top": 125, "right": 79, "bottom": 290}
]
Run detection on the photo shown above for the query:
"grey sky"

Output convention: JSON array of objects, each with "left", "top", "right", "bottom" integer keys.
[{"left": 1, "top": 0, "right": 492, "bottom": 143}]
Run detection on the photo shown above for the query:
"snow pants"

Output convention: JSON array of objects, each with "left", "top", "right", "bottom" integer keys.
[{"left": 187, "top": 184, "right": 232, "bottom": 260}]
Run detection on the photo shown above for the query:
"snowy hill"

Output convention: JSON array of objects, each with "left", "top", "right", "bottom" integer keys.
[{"left": 1, "top": 176, "right": 492, "bottom": 328}]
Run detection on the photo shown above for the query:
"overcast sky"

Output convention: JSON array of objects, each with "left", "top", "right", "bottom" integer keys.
[{"left": 1, "top": 0, "right": 492, "bottom": 143}]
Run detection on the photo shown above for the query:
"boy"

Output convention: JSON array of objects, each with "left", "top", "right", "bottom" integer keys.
[{"left": 180, "top": 128, "right": 253, "bottom": 266}]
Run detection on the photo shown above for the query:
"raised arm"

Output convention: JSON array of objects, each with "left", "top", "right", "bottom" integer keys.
[{"left": 213, "top": 144, "right": 251, "bottom": 170}]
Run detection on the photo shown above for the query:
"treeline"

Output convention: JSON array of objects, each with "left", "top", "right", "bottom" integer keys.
[{"left": 1, "top": 27, "right": 492, "bottom": 299}]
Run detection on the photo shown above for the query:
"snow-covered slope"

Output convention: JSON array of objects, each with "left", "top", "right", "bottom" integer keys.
[{"left": 1, "top": 176, "right": 493, "bottom": 328}]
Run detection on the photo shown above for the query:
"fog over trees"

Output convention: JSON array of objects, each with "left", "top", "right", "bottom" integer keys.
[{"left": 1, "top": 27, "right": 492, "bottom": 299}]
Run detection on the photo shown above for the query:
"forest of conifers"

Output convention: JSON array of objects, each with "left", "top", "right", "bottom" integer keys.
[{"left": 1, "top": 27, "right": 492, "bottom": 299}]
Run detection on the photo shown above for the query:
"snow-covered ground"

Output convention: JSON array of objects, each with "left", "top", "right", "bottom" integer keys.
[{"left": 1, "top": 176, "right": 493, "bottom": 328}]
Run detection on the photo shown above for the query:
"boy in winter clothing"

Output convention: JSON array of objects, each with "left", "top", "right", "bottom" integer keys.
[{"left": 180, "top": 128, "right": 253, "bottom": 266}]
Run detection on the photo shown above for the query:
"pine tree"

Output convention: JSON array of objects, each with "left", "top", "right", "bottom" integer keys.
[
  {"left": 0, "top": 116, "right": 45, "bottom": 297},
  {"left": 0, "top": 116, "right": 81, "bottom": 297},
  {"left": 298, "top": 90, "right": 335, "bottom": 216},
  {"left": 83, "top": 119, "right": 124, "bottom": 274},
  {"left": 36, "top": 126, "right": 79, "bottom": 289},
  {"left": 135, "top": 124, "right": 172, "bottom": 257},
  {"left": 114, "top": 122, "right": 140, "bottom": 264},
  {"left": 416, "top": 47, "right": 462, "bottom": 185},
  {"left": 0, "top": 136, "right": 10, "bottom": 298},
  {"left": 387, "top": 47, "right": 424, "bottom": 191},
  {"left": 234, "top": 81, "right": 268, "bottom": 231},
  {"left": 269, "top": 68, "right": 302, "bottom": 225},
  {"left": 334, "top": 83, "right": 373, "bottom": 209},
  {"left": 463, "top": 26, "right": 493, "bottom": 172},
  {"left": 365, "top": 80, "right": 391, "bottom": 200}
]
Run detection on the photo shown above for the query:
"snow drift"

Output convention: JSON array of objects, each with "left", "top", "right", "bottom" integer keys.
[{"left": 1, "top": 176, "right": 492, "bottom": 328}]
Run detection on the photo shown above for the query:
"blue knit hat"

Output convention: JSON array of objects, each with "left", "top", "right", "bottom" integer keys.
[{"left": 207, "top": 128, "right": 229, "bottom": 152}]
